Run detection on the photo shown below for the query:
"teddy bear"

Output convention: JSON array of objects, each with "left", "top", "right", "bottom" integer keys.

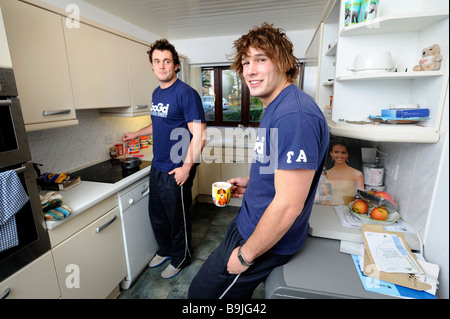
[{"left": 413, "top": 44, "right": 442, "bottom": 71}]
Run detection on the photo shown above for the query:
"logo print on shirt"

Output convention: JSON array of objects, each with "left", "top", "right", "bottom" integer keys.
[
  {"left": 151, "top": 103, "right": 169, "bottom": 118},
  {"left": 286, "top": 150, "right": 307, "bottom": 163}
]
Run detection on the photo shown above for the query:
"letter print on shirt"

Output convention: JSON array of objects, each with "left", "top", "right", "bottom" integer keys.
[{"left": 151, "top": 102, "right": 169, "bottom": 118}]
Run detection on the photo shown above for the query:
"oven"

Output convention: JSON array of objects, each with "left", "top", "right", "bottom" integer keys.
[{"left": 0, "top": 67, "right": 51, "bottom": 285}]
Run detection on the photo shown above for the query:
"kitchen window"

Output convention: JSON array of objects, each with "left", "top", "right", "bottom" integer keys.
[
  {"left": 201, "top": 66, "right": 262, "bottom": 127},
  {"left": 201, "top": 64, "right": 304, "bottom": 127}
]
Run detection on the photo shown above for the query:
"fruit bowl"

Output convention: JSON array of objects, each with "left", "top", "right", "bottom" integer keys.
[
  {"left": 358, "top": 190, "right": 398, "bottom": 214},
  {"left": 348, "top": 201, "right": 400, "bottom": 225}
]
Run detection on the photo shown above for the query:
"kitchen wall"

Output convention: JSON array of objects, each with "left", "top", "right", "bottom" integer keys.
[
  {"left": 377, "top": 86, "right": 449, "bottom": 298},
  {"left": 27, "top": 110, "right": 151, "bottom": 174}
]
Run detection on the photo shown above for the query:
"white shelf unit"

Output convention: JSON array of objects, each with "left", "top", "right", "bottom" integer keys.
[{"left": 307, "top": 0, "right": 449, "bottom": 143}]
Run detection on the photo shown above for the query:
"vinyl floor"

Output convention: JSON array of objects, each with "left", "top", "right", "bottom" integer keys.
[{"left": 117, "top": 202, "right": 265, "bottom": 299}]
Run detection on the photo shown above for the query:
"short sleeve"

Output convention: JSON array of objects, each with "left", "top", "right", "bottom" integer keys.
[
  {"left": 274, "top": 112, "right": 322, "bottom": 171},
  {"left": 182, "top": 90, "right": 206, "bottom": 123}
]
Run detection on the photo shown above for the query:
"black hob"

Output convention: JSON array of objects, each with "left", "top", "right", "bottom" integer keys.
[{"left": 74, "top": 159, "right": 151, "bottom": 184}]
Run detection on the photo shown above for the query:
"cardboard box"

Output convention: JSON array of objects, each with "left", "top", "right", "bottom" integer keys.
[{"left": 381, "top": 108, "right": 429, "bottom": 118}]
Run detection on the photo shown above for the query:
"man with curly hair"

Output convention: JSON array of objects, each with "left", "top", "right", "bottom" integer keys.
[{"left": 188, "top": 23, "right": 329, "bottom": 298}]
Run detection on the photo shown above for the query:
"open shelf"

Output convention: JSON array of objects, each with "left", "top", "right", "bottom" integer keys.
[
  {"left": 326, "top": 118, "right": 440, "bottom": 143},
  {"left": 340, "top": 11, "right": 449, "bottom": 37}
]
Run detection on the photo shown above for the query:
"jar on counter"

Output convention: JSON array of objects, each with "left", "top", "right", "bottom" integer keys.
[
  {"left": 127, "top": 139, "right": 140, "bottom": 154},
  {"left": 139, "top": 136, "right": 149, "bottom": 149}
]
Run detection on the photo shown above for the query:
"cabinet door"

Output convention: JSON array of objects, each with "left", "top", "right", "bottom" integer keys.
[
  {"left": 64, "top": 22, "right": 131, "bottom": 109},
  {"left": 0, "top": 0, "right": 77, "bottom": 130},
  {"left": 0, "top": 251, "right": 60, "bottom": 299},
  {"left": 52, "top": 207, "right": 126, "bottom": 299},
  {"left": 221, "top": 155, "right": 248, "bottom": 182},
  {"left": 101, "top": 40, "right": 158, "bottom": 117},
  {"left": 127, "top": 41, "right": 157, "bottom": 113},
  {"left": 198, "top": 146, "right": 222, "bottom": 194}
]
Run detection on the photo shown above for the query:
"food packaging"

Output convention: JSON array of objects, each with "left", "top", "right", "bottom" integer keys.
[
  {"left": 363, "top": 164, "right": 384, "bottom": 186},
  {"left": 139, "top": 136, "right": 149, "bottom": 149},
  {"left": 345, "top": 0, "right": 362, "bottom": 26},
  {"left": 359, "top": 0, "right": 379, "bottom": 23},
  {"left": 381, "top": 108, "right": 429, "bottom": 118},
  {"left": 127, "top": 139, "right": 140, "bottom": 154},
  {"left": 115, "top": 143, "right": 124, "bottom": 157}
]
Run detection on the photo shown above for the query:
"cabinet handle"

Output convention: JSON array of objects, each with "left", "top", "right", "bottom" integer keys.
[
  {"left": 95, "top": 215, "right": 117, "bottom": 233},
  {"left": 0, "top": 100, "right": 12, "bottom": 107},
  {"left": 1, "top": 288, "right": 11, "bottom": 299},
  {"left": 135, "top": 105, "right": 148, "bottom": 109},
  {"left": 42, "top": 109, "right": 71, "bottom": 116}
]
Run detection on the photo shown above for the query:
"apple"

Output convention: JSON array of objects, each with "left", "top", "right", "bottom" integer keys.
[
  {"left": 352, "top": 200, "right": 369, "bottom": 214},
  {"left": 370, "top": 207, "right": 388, "bottom": 221},
  {"left": 375, "top": 191, "right": 397, "bottom": 206}
]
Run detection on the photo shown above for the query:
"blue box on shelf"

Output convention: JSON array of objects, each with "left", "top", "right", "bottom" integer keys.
[{"left": 381, "top": 108, "right": 429, "bottom": 118}]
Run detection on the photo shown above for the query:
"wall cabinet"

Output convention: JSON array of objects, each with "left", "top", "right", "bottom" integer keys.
[
  {"left": 64, "top": 21, "right": 131, "bottom": 110},
  {"left": 0, "top": 251, "right": 60, "bottom": 299},
  {"left": 306, "top": 0, "right": 449, "bottom": 143},
  {"left": 0, "top": 0, "right": 78, "bottom": 132},
  {"left": 101, "top": 40, "right": 157, "bottom": 117}
]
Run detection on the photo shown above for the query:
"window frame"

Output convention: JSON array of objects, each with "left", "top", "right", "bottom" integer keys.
[{"left": 201, "top": 63, "right": 304, "bottom": 127}]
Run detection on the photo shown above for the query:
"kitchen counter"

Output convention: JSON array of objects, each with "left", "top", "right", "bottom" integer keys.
[{"left": 45, "top": 149, "right": 153, "bottom": 230}]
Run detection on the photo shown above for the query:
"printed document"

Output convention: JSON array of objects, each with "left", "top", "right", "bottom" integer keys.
[{"left": 364, "top": 231, "right": 423, "bottom": 274}]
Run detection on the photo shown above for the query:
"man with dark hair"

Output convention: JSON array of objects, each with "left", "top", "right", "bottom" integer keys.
[
  {"left": 124, "top": 39, "right": 206, "bottom": 279},
  {"left": 188, "top": 23, "right": 329, "bottom": 298}
]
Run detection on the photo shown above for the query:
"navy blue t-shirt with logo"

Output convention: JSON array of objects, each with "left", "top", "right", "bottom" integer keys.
[
  {"left": 151, "top": 79, "right": 205, "bottom": 173},
  {"left": 237, "top": 84, "right": 329, "bottom": 255}
]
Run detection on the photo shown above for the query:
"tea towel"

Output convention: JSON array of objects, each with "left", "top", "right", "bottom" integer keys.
[{"left": 0, "top": 170, "right": 30, "bottom": 252}]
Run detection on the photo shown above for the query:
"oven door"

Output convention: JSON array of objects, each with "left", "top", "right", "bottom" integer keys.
[
  {"left": 0, "top": 98, "right": 31, "bottom": 167},
  {"left": 0, "top": 162, "right": 51, "bottom": 282}
]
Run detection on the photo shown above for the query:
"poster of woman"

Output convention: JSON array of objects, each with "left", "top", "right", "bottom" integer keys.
[{"left": 315, "top": 137, "right": 364, "bottom": 206}]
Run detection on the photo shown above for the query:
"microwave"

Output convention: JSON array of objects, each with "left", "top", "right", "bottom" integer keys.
[{"left": 0, "top": 67, "right": 31, "bottom": 167}]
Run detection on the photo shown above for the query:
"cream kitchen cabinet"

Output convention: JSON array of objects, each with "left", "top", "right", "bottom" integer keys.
[
  {"left": 198, "top": 146, "right": 252, "bottom": 195},
  {"left": 63, "top": 21, "right": 131, "bottom": 110},
  {"left": 306, "top": 0, "right": 449, "bottom": 143},
  {"left": 0, "top": 251, "right": 60, "bottom": 299},
  {"left": 101, "top": 40, "right": 157, "bottom": 117},
  {"left": 49, "top": 196, "right": 126, "bottom": 299},
  {"left": 198, "top": 146, "right": 222, "bottom": 195},
  {"left": 0, "top": 0, "right": 78, "bottom": 132}
]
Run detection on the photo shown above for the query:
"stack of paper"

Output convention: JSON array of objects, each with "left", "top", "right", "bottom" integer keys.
[{"left": 356, "top": 224, "right": 440, "bottom": 298}]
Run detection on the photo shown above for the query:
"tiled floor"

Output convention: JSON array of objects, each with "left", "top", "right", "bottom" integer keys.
[{"left": 117, "top": 202, "right": 265, "bottom": 299}]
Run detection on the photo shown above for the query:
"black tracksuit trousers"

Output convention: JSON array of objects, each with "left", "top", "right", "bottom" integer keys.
[{"left": 148, "top": 165, "right": 196, "bottom": 269}]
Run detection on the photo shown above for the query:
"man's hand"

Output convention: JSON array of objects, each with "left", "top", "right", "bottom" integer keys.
[
  {"left": 227, "top": 176, "right": 249, "bottom": 198},
  {"left": 227, "top": 247, "right": 250, "bottom": 274},
  {"left": 169, "top": 165, "right": 191, "bottom": 186}
]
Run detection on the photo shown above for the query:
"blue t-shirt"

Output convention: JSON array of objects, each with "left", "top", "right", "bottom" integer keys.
[
  {"left": 237, "top": 84, "right": 329, "bottom": 255},
  {"left": 151, "top": 79, "right": 205, "bottom": 173}
]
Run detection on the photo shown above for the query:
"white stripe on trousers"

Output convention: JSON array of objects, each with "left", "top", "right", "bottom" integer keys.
[{"left": 174, "top": 185, "right": 191, "bottom": 269}]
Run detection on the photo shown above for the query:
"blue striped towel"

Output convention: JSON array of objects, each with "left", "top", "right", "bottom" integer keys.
[{"left": 0, "top": 170, "right": 30, "bottom": 252}]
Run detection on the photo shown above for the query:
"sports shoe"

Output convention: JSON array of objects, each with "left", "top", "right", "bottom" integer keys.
[
  {"left": 161, "top": 264, "right": 182, "bottom": 279},
  {"left": 149, "top": 254, "right": 171, "bottom": 268}
]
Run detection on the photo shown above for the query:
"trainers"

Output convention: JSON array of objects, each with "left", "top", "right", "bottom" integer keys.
[
  {"left": 149, "top": 254, "right": 171, "bottom": 268},
  {"left": 161, "top": 264, "right": 182, "bottom": 279}
]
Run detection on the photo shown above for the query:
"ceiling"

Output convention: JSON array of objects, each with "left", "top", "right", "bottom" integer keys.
[{"left": 83, "top": 0, "right": 330, "bottom": 40}]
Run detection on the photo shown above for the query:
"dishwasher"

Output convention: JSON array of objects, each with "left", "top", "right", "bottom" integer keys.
[{"left": 118, "top": 177, "right": 158, "bottom": 289}]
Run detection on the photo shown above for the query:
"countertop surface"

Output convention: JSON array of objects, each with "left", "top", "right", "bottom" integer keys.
[{"left": 45, "top": 149, "right": 153, "bottom": 230}]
